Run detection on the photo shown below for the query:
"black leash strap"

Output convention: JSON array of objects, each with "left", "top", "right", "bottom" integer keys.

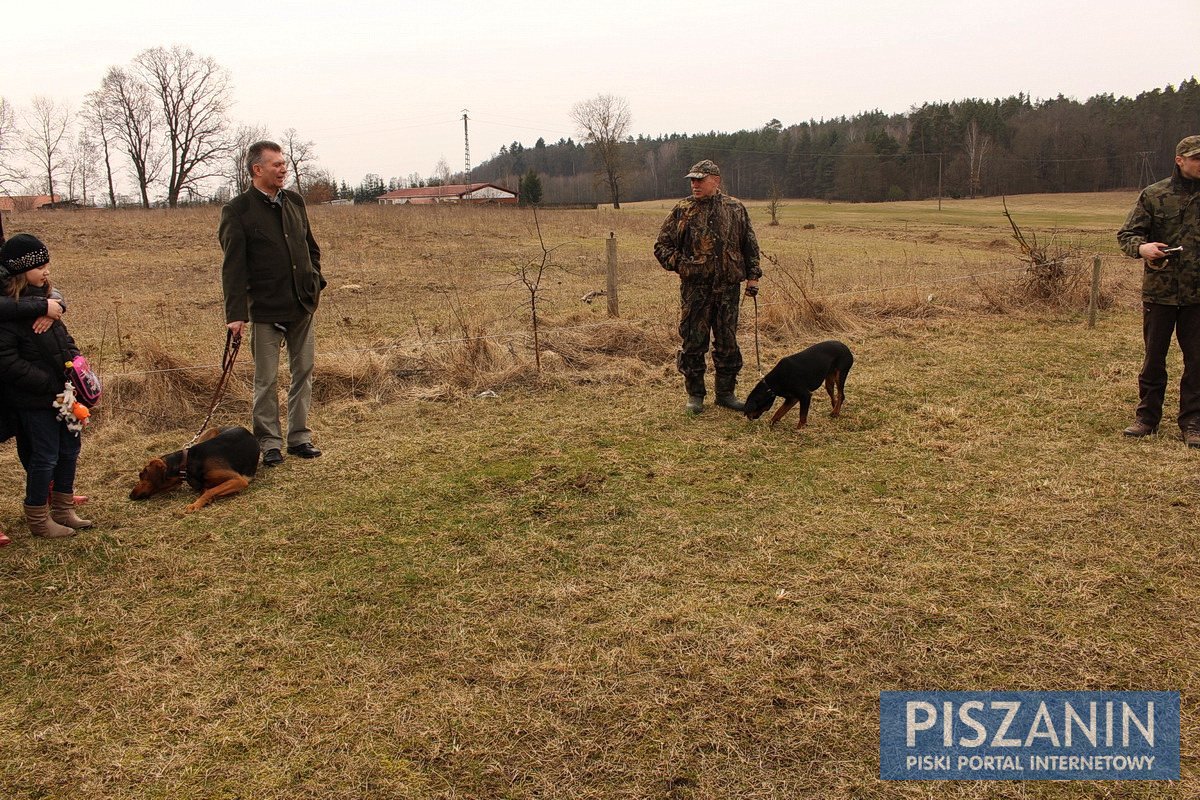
[
  {"left": 753, "top": 293, "right": 762, "bottom": 376},
  {"left": 185, "top": 330, "right": 242, "bottom": 447}
]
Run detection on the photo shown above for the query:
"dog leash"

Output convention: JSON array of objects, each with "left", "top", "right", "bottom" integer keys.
[
  {"left": 184, "top": 330, "right": 242, "bottom": 448},
  {"left": 752, "top": 292, "right": 762, "bottom": 377}
]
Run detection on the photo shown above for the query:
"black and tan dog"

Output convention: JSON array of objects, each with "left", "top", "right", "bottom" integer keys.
[
  {"left": 743, "top": 340, "right": 854, "bottom": 429},
  {"left": 130, "top": 426, "right": 260, "bottom": 512}
]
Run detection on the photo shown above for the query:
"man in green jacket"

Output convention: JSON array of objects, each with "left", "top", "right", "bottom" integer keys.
[
  {"left": 1117, "top": 134, "right": 1200, "bottom": 445},
  {"left": 654, "top": 160, "right": 761, "bottom": 414},
  {"left": 220, "top": 140, "right": 326, "bottom": 466}
]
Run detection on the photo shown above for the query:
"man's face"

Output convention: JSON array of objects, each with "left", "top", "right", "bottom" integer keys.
[
  {"left": 690, "top": 174, "right": 720, "bottom": 199},
  {"left": 1177, "top": 154, "right": 1200, "bottom": 181},
  {"left": 254, "top": 149, "right": 289, "bottom": 192}
]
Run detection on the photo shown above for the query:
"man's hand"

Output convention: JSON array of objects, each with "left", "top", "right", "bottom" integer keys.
[
  {"left": 745, "top": 280, "right": 760, "bottom": 298},
  {"left": 32, "top": 299, "right": 65, "bottom": 332},
  {"left": 228, "top": 320, "right": 246, "bottom": 337},
  {"left": 1139, "top": 242, "right": 1172, "bottom": 260}
]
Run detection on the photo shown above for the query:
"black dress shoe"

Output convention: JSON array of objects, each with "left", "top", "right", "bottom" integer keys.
[
  {"left": 262, "top": 448, "right": 284, "bottom": 467},
  {"left": 286, "top": 442, "right": 322, "bottom": 459}
]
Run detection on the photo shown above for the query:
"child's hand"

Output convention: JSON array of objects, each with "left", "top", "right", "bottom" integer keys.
[{"left": 32, "top": 315, "right": 54, "bottom": 334}]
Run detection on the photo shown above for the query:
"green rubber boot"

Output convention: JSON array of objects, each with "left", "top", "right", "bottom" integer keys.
[
  {"left": 715, "top": 374, "right": 745, "bottom": 412},
  {"left": 685, "top": 375, "right": 705, "bottom": 414}
]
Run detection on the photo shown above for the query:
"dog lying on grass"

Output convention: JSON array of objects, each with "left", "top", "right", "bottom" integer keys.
[
  {"left": 129, "top": 426, "right": 260, "bottom": 512},
  {"left": 743, "top": 340, "right": 854, "bottom": 429}
]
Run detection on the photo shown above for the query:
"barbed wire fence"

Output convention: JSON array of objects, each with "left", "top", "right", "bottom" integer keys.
[{"left": 97, "top": 248, "right": 1118, "bottom": 383}]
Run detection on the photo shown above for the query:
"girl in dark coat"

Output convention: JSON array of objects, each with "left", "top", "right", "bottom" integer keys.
[
  {"left": 0, "top": 234, "right": 92, "bottom": 539},
  {"left": 0, "top": 265, "right": 65, "bottom": 546}
]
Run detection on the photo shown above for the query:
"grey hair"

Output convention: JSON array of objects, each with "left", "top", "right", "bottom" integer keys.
[{"left": 245, "top": 140, "right": 282, "bottom": 178}]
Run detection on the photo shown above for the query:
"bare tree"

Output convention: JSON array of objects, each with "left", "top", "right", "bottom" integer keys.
[
  {"left": 0, "top": 97, "right": 25, "bottom": 194},
  {"left": 72, "top": 131, "right": 101, "bottom": 206},
  {"left": 99, "top": 66, "right": 162, "bottom": 208},
  {"left": 80, "top": 91, "right": 118, "bottom": 208},
  {"left": 766, "top": 181, "right": 785, "bottom": 226},
  {"left": 279, "top": 127, "right": 316, "bottom": 195},
  {"left": 302, "top": 168, "right": 337, "bottom": 204},
  {"left": 432, "top": 156, "right": 452, "bottom": 187},
  {"left": 965, "top": 119, "right": 992, "bottom": 199},
  {"left": 224, "top": 123, "right": 272, "bottom": 194},
  {"left": 135, "top": 45, "right": 232, "bottom": 206},
  {"left": 21, "top": 97, "right": 71, "bottom": 200},
  {"left": 570, "top": 94, "right": 631, "bottom": 209},
  {"left": 516, "top": 209, "right": 565, "bottom": 372}
]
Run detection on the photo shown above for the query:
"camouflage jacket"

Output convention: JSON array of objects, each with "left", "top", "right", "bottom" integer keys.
[
  {"left": 1117, "top": 171, "right": 1200, "bottom": 304},
  {"left": 654, "top": 191, "right": 762, "bottom": 286}
]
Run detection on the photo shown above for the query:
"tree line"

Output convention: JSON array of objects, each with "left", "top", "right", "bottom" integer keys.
[
  {"left": 0, "top": 46, "right": 337, "bottom": 208},
  {"left": 472, "top": 79, "right": 1200, "bottom": 205},
  {"left": 5, "top": 69, "right": 1197, "bottom": 209}
]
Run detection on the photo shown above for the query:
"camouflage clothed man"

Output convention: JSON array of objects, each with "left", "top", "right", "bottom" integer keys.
[
  {"left": 1117, "top": 134, "right": 1200, "bottom": 445},
  {"left": 654, "top": 160, "right": 761, "bottom": 413}
]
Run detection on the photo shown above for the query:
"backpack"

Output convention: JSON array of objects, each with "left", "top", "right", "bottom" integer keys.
[{"left": 65, "top": 354, "right": 102, "bottom": 408}]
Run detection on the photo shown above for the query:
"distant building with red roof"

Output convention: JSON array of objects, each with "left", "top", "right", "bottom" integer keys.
[
  {"left": 377, "top": 183, "right": 517, "bottom": 205},
  {"left": 0, "top": 194, "right": 62, "bottom": 212}
]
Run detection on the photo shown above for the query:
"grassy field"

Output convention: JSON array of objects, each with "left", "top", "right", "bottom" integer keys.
[{"left": 1, "top": 192, "right": 1196, "bottom": 798}]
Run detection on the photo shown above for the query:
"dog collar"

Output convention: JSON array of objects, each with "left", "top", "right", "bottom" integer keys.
[
  {"left": 177, "top": 448, "right": 190, "bottom": 478},
  {"left": 761, "top": 374, "right": 780, "bottom": 398}
]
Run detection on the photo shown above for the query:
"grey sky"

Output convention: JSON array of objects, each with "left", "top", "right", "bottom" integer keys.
[{"left": 6, "top": 0, "right": 1196, "bottom": 191}]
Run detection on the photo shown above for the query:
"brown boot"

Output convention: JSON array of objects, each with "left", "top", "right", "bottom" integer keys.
[
  {"left": 25, "top": 503, "right": 75, "bottom": 539},
  {"left": 50, "top": 491, "right": 93, "bottom": 529},
  {"left": 1122, "top": 421, "right": 1157, "bottom": 438}
]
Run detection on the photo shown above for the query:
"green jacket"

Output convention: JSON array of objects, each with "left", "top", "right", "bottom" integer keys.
[
  {"left": 1117, "top": 171, "right": 1200, "bottom": 305},
  {"left": 220, "top": 187, "right": 325, "bottom": 324},
  {"left": 654, "top": 191, "right": 762, "bottom": 287}
]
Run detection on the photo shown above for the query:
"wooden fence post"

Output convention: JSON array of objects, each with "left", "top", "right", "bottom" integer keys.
[
  {"left": 1088, "top": 255, "right": 1102, "bottom": 328},
  {"left": 606, "top": 232, "right": 619, "bottom": 318}
]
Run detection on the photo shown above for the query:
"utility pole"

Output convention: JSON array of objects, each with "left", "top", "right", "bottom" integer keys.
[
  {"left": 462, "top": 110, "right": 471, "bottom": 188},
  {"left": 937, "top": 153, "right": 943, "bottom": 212},
  {"left": 1136, "top": 150, "right": 1155, "bottom": 187}
]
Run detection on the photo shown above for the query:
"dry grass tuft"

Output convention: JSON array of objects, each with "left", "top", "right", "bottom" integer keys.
[
  {"left": 103, "top": 339, "right": 251, "bottom": 434},
  {"left": 756, "top": 252, "right": 860, "bottom": 334},
  {"left": 312, "top": 351, "right": 396, "bottom": 403},
  {"left": 973, "top": 261, "right": 1131, "bottom": 315},
  {"left": 542, "top": 316, "right": 674, "bottom": 368},
  {"left": 850, "top": 296, "right": 948, "bottom": 320}
]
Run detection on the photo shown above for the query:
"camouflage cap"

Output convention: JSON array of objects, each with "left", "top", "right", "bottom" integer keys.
[
  {"left": 1176, "top": 135, "right": 1200, "bottom": 158},
  {"left": 685, "top": 160, "right": 721, "bottom": 179}
]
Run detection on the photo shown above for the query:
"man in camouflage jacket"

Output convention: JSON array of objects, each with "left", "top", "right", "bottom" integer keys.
[
  {"left": 1117, "top": 134, "right": 1200, "bottom": 444},
  {"left": 654, "top": 160, "right": 761, "bottom": 413}
]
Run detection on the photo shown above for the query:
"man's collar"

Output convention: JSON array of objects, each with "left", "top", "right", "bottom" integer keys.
[{"left": 254, "top": 185, "right": 283, "bottom": 205}]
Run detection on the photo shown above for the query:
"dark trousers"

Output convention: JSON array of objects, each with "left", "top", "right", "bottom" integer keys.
[
  {"left": 15, "top": 409, "right": 80, "bottom": 506},
  {"left": 1136, "top": 302, "right": 1200, "bottom": 431},
  {"left": 677, "top": 282, "right": 743, "bottom": 393}
]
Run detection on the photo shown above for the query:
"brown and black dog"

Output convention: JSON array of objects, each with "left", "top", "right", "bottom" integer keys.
[
  {"left": 743, "top": 340, "right": 854, "bottom": 429},
  {"left": 130, "top": 426, "right": 260, "bottom": 512}
]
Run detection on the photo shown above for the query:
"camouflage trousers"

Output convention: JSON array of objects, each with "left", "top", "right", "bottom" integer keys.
[{"left": 677, "top": 281, "right": 743, "bottom": 395}]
